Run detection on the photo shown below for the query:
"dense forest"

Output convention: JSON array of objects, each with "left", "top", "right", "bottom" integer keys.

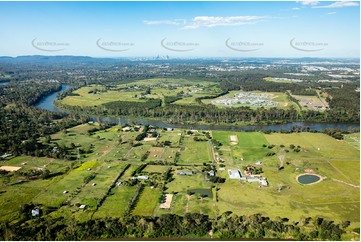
[
  {"left": 0, "top": 81, "right": 87, "bottom": 155},
  {"left": 58, "top": 98, "right": 359, "bottom": 125},
  {"left": 0, "top": 212, "right": 350, "bottom": 241}
]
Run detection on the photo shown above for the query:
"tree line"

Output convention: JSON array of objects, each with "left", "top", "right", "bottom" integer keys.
[{"left": 0, "top": 212, "right": 350, "bottom": 240}]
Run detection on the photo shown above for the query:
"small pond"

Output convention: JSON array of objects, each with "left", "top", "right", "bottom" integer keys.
[
  {"left": 189, "top": 188, "right": 213, "bottom": 198},
  {"left": 297, "top": 174, "right": 321, "bottom": 185}
]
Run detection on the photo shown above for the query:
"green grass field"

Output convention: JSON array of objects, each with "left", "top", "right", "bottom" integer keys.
[
  {"left": 178, "top": 136, "right": 210, "bottom": 164},
  {"left": 212, "top": 131, "right": 360, "bottom": 226},
  {"left": 344, "top": 133, "right": 360, "bottom": 150},
  {"left": 132, "top": 187, "right": 161, "bottom": 216},
  {"left": 143, "top": 165, "right": 169, "bottom": 173},
  {"left": 94, "top": 185, "right": 137, "bottom": 218},
  {"left": 32, "top": 161, "right": 102, "bottom": 207},
  {"left": 212, "top": 131, "right": 270, "bottom": 164},
  {"left": 0, "top": 122, "right": 359, "bottom": 234},
  {"left": 60, "top": 78, "right": 219, "bottom": 107},
  {"left": 69, "top": 161, "right": 127, "bottom": 207}
]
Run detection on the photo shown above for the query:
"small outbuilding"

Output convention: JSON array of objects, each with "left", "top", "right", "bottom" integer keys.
[
  {"left": 260, "top": 179, "right": 268, "bottom": 186},
  {"left": 31, "top": 208, "right": 40, "bottom": 217},
  {"left": 177, "top": 171, "right": 193, "bottom": 176},
  {"left": 132, "top": 175, "right": 149, "bottom": 180}
]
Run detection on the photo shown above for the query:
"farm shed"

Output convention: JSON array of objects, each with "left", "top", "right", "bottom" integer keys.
[
  {"left": 228, "top": 169, "right": 241, "bottom": 179},
  {"left": 177, "top": 171, "right": 193, "bottom": 176},
  {"left": 132, "top": 175, "right": 149, "bottom": 180}
]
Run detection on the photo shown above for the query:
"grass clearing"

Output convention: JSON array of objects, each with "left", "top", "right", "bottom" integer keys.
[
  {"left": 179, "top": 136, "right": 210, "bottom": 164},
  {"left": 143, "top": 165, "right": 169, "bottom": 173},
  {"left": 94, "top": 185, "right": 137, "bottom": 218},
  {"left": 132, "top": 187, "right": 161, "bottom": 216}
]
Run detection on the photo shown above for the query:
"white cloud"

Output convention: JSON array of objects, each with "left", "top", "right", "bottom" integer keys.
[
  {"left": 143, "top": 19, "right": 185, "bottom": 25},
  {"left": 182, "top": 16, "right": 266, "bottom": 29},
  {"left": 143, "top": 16, "right": 266, "bottom": 29},
  {"left": 298, "top": 1, "right": 319, "bottom": 6},
  {"left": 327, "top": 12, "right": 337, "bottom": 14},
  {"left": 312, "top": 1, "right": 359, "bottom": 8},
  {"left": 292, "top": 7, "right": 301, "bottom": 10}
]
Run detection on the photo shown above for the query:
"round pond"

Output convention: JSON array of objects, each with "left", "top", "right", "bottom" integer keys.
[{"left": 297, "top": 174, "right": 321, "bottom": 185}]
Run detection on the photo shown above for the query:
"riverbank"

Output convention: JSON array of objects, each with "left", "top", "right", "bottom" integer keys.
[{"left": 34, "top": 85, "right": 359, "bottom": 132}]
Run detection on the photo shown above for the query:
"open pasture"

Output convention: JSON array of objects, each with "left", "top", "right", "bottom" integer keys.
[
  {"left": 213, "top": 131, "right": 360, "bottom": 224},
  {"left": 61, "top": 85, "right": 145, "bottom": 107},
  {"left": 344, "top": 132, "right": 360, "bottom": 150},
  {"left": 94, "top": 185, "right": 137, "bottom": 218},
  {"left": 178, "top": 136, "right": 210, "bottom": 164},
  {"left": 61, "top": 78, "right": 219, "bottom": 107},
  {"left": 0, "top": 179, "right": 54, "bottom": 222},
  {"left": 32, "top": 161, "right": 101, "bottom": 207},
  {"left": 158, "top": 130, "right": 182, "bottom": 145},
  {"left": 146, "top": 147, "right": 179, "bottom": 163},
  {"left": 69, "top": 161, "right": 127, "bottom": 207},
  {"left": 143, "top": 165, "right": 169, "bottom": 173},
  {"left": 132, "top": 187, "right": 162, "bottom": 216},
  {"left": 166, "top": 170, "right": 211, "bottom": 194},
  {"left": 213, "top": 131, "right": 270, "bottom": 163}
]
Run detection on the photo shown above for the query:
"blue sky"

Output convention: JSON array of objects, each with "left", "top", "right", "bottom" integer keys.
[{"left": 0, "top": 1, "right": 359, "bottom": 58}]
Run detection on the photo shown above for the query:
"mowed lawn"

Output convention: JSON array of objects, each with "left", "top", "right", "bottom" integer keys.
[
  {"left": 132, "top": 187, "right": 161, "bottom": 216},
  {"left": 178, "top": 136, "right": 210, "bottom": 164}
]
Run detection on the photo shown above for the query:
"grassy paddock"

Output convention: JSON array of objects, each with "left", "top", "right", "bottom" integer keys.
[
  {"left": 94, "top": 185, "right": 137, "bottom": 218},
  {"left": 132, "top": 187, "right": 161, "bottom": 216},
  {"left": 178, "top": 136, "right": 210, "bottom": 164}
]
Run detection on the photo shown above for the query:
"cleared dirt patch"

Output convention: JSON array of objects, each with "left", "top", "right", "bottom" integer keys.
[
  {"left": 304, "top": 168, "right": 315, "bottom": 173},
  {"left": 159, "top": 194, "right": 173, "bottom": 209},
  {"left": 0, "top": 166, "right": 22, "bottom": 172}
]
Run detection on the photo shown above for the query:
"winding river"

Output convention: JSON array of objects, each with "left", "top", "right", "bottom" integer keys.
[
  {"left": 34, "top": 85, "right": 359, "bottom": 132},
  {"left": 35, "top": 85, "right": 71, "bottom": 112}
]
